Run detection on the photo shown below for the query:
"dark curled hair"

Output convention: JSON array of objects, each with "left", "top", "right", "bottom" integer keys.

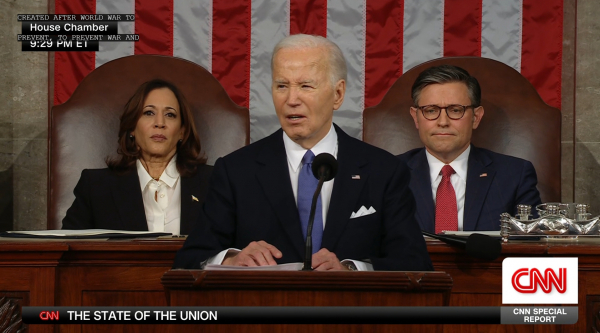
[
  {"left": 106, "top": 79, "right": 206, "bottom": 177},
  {"left": 411, "top": 64, "right": 481, "bottom": 107}
]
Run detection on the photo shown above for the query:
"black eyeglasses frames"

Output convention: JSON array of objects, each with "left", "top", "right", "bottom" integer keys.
[{"left": 415, "top": 104, "right": 478, "bottom": 120}]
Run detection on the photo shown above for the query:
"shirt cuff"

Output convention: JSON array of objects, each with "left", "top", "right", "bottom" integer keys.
[
  {"left": 206, "top": 248, "right": 241, "bottom": 265},
  {"left": 341, "top": 259, "right": 373, "bottom": 271}
]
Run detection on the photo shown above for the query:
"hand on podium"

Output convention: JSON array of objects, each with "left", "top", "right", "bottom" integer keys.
[
  {"left": 220, "top": 240, "right": 350, "bottom": 271},
  {"left": 312, "top": 248, "right": 348, "bottom": 271},
  {"left": 222, "top": 240, "right": 282, "bottom": 266}
]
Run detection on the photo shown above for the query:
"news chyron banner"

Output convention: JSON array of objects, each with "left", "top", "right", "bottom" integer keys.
[
  {"left": 21, "top": 306, "right": 501, "bottom": 325},
  {"left": 501, "top": 257, "right": 578, "bottom": 324},
  {"left": 17, "top": 14, "right": 139, "bottom": 51}
]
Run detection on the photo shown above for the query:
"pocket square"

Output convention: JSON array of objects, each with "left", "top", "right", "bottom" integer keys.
[{"left": 350, "top": 206, "right": 376, "bottom": 219}]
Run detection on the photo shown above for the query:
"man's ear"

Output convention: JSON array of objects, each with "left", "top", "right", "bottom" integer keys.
[
  {"left": 332, "top": 79, "right": 346, "bottom": 110},
  {"left": 472, "top": 106, "right": 484, "bottom": 129},
  {"left": 410, "top": 107, "right": 419, "bottom": 129}
]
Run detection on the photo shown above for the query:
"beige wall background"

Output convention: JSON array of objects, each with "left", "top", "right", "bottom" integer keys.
[{"left": 0, "top": 0, "right": 594, "bottom": 230}]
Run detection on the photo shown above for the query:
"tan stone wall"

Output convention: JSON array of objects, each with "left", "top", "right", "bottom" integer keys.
[
  {"left": 574, "top": 0, "right": 600, "bottom": 214},
  {"left": 1, "top": 0, "right": 48, "bottom": 231},
  {"left": 562, "top": 0, "right": 576, "bottom": 204}
]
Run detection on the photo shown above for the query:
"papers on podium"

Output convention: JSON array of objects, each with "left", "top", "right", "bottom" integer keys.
[
  {"left": 441, "top": 231, "right": 500, "bottom": 236},
  {"left": 204, "top": 262, "right": 304, "bottom": 271},
  {"left": 0, "top": 229, "right": 171, "bottom": 239}
]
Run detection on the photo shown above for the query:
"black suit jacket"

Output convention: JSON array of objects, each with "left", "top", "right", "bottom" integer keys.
[
  {"left": 62, "top": 164, "right": 212, "bottom": 235},
  {"left": 174, "top": 125, "right": 432, "bottom": 271},
  {"left": 397, "top": 146, "right": 542, "bottom": 232}
]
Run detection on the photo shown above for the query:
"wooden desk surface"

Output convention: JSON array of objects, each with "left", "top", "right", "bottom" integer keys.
[{"left": 0, "top": 237, "right": 598, "bottom": 332}]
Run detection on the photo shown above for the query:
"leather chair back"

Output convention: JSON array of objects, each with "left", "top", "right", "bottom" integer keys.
[
  {"left": 363, "top": 57, "right": 561, "bottom": 203},
  {"left": 49, "top": 55, "right": 249, "bottom": 229}
]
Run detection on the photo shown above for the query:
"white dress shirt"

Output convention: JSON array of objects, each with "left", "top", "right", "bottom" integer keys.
[
  {"left": 209, "top": 125, "right": 372, "bottom": 271},
  {"left": 426, "top": 145, "right": 470, "bottom": 231},
  {"left": 137, "top": 156, "right": 182, "bottom": 235}
]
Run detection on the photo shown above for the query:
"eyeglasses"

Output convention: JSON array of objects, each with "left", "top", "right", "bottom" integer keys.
[{"left": 415, "top": 104, "right": 476, "bottom": 120}]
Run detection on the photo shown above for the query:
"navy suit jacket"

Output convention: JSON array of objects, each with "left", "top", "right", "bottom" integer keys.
[
  {"left": 62, "top": 164, "right": 212, "bottom": 235},
  {"left": 397, "top": 146, "right": 542, "bottom": 232},
  {"left": 174, "top": 125, "right": 433, "bottom": 271}
]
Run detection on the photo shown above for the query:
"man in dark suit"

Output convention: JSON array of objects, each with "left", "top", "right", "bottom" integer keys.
[
  {"left": 174, "top": 34, "right": 432, "bottom": 271},
  {"left": 397, "top": 65, "right": 541, "bottom": 233}
]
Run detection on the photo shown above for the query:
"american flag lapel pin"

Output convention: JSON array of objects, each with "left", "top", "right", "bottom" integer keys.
[
  {"left": 351, "top": 175, "right": 360, "bottom": 180},
  {"left": 192, "top": 195, "right": 199, "bottom": 202},
  {"left": 480, "top": 173, "right": 487, "bottom": 177}
]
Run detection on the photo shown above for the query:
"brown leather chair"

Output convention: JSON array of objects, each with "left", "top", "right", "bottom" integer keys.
[
  {"left": 49, "top": 55, "right": 250, "bottom": 229},
  {"left": 363, "top": 57, "right": 560, "bottom": 203}
]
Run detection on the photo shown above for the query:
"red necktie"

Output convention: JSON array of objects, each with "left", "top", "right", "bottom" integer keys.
[{"left": 435, "top": 165, "right": 458, "bottom": 234}]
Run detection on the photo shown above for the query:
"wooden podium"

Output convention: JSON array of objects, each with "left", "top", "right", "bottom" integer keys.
[
  {"left": 6, "top": 238, "right": 600, "bottom": 332},
  {"left": 161, "top": 269, "right": 453, "bottom": 332}
]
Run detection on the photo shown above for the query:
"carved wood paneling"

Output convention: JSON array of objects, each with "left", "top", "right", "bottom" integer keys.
[
  {"left": 3, "top": 238, "right": 600, "bottom": 332},
  {"left": 0, "top": 296, "right": 26, "bottom": 333},
  {"left": 587, "top": 296, "right": 600, "bottom": 333}
]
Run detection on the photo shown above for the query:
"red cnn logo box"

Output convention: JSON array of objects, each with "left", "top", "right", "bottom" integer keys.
[
  {"left": 502, "top": 258, "right": 577, "bottom": 304},
  {"left": 39, "top": 311, "right": 59, "bottom": 320}
]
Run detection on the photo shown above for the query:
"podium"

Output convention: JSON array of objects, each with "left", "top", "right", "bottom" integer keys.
[
  {"left": 161, "top": 269, "right": 452, "bottom": 332},
  {"left": 7, "top": 238, "right": 600, "bottom": 332}
]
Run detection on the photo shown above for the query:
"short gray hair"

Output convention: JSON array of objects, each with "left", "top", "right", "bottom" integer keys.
[
  {"left": 271, "top": 34, "right": 347, "bottom": 86},
  {"left": 411, "top": 65, "right": 481, "bottom": 107}
]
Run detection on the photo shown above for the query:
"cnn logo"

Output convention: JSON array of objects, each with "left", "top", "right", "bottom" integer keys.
[
  {"left": 512, "top": 268, "right": 567, "bottom": 293},
  {"left": 503, "top": 258, "right": 577, "bottom": 304},
  {"left": 40, "top": 311, "right": 59, "bottom": 320}
]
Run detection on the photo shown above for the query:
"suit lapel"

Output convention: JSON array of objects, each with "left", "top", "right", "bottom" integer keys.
[
  {"left": 180, "top": 173, "right": 203, "bottom": 235},
  {"left": 463, "top": 146, "right": 495, "bottom": 230},
  {"left": 111, "top": 171, "right": 148, "bottom": 231},
  {"left": 321, "top": 127, "right": 367, "bottom": 251},
  {"left": 255, "top": 131, "right": 306, "bottom": 258},
  {"left": 406, "top": 149, "right": 435, "bottom": 232}
]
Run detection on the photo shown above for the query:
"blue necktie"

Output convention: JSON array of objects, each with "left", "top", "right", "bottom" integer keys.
[{"left": 297, "top": 150, "right": 323, "bottom": 253}]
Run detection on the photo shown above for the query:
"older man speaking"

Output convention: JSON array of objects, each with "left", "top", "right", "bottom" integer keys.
[{"left": 175, "top": 34, "right": 431, "bottom": 271}]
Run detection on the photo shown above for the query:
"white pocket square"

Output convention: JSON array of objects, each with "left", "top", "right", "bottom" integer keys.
[{"left": 350, "top": 206, "right": 376, "bottom": 219}]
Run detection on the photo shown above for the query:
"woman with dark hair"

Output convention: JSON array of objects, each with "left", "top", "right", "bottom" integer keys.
[{"left": 62, "top": 79, "right": 212, "bottom": 235}]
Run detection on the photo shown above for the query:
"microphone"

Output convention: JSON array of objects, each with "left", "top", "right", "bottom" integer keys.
[
  {"left": 422, "top": 231, "right": 501, "bottom": 261},
  {"left": 302, "top": 153, "right": 338, "bottom": 271},
  {"left": 312, "top": 153, "right": 338, "bottom": 182}
]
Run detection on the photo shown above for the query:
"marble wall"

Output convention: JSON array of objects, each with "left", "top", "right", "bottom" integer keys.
[
  {"left": 1, "top": 0, "right": 48, "bottom": 231},
  {"left": 562, "top": 0, "right": 576, "bottom": 204},
  {"left": 0, "top": 0, "right": 596, "bottom": 230},
  {"left": 574, "top": 0, "right": 600, "bottom": 214}
]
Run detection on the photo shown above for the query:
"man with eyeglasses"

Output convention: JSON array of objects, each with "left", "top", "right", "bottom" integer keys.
[{"left": 398, "top": 65, "right": 541, "bottom": 233}]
